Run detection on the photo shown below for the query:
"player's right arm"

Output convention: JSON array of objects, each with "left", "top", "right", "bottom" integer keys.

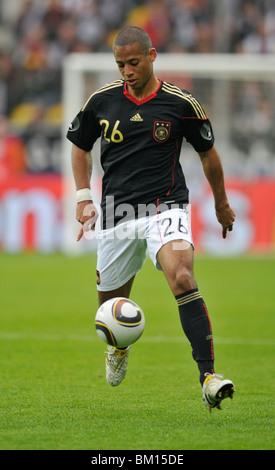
[
  {"left": 67, "top": 92, "right": 102, "bottom": 241},
  {"left": 71, "top": 143, "right": 92, "bottom": 190},
  {"left": 71, "top": 144, "right": 98, "bottom": 241}
]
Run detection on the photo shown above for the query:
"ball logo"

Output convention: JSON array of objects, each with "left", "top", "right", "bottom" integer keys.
[
  {"left": 112, "top": 299, "right": 142, "bottom": 326},
  {"left": 153, "top": 121, "right": 171, "bottom": 142}
]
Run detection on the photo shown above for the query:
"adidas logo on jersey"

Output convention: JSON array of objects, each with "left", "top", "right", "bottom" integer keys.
[{"left": 130, "top": 113, "right": 143, "bottom": 122}]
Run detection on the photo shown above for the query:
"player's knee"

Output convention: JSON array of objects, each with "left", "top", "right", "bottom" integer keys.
[{"left": 175, "top": 268, "right": 196, "bottom": 293}]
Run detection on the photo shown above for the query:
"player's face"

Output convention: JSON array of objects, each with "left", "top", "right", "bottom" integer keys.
[{"left": 114, "top": 42, "right": 157, "bottom": 96}]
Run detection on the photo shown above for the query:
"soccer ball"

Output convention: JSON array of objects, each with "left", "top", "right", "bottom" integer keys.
[{"left": 95, "top": 297, "right": 145, "bottom": 348}]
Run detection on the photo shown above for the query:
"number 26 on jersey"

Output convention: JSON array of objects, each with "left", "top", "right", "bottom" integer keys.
[{"left": 100, "top": 119, "right": 124, "bottom": 143}]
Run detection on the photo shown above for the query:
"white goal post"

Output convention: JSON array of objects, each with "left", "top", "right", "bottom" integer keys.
[{"left": 61, "top": 53, "right": 275, "bottom": 254}]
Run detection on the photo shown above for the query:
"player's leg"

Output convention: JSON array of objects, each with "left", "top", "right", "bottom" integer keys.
[
  {"left": 96, "top": 221, "right": 147, "bottom": 387},
  {"left": 156, "top": 239, "right": 197, "bottom": 295},
  {"left": 147, "top": 207, "right": 235, "bottom": 409},
  {"left": 97, "top": 276, "right": 135, "bottom": 387},
  {"left": 157, "top": 241, "right": 234, "bottom": 410},
  {"left": 157, "top": 241, "right": 215, "bottom": 386},
  {"left": 97, "top": 275, "right": 135, "bottom": 306},
  {"left": 97, "top": 274, "right": 136, "bottom": 388}
]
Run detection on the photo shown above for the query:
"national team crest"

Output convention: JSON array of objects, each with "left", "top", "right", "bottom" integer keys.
[{"left": 153, "top": 121, "right": 171, "bottom": 142}]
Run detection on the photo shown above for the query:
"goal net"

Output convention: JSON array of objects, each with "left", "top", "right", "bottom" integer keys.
[{"left": 62, "top": 53, "right": 275, "bottom": 255}]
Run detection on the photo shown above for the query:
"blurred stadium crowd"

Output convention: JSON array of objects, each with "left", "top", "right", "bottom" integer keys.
[{"left": 0, "top": 0, "right": 275, "bottom": 176}]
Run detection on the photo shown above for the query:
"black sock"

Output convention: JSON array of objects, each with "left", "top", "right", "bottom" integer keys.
[{"left": 176, "top": 288, "right": 214, "bottom": 385}]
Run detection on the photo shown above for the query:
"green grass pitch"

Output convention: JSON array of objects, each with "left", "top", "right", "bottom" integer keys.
[{"left": 0, "top": 252, "right": 274, "bottom": 450}]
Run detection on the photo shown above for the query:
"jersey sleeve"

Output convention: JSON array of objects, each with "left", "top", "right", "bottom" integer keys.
[
  {"left": 181, "top": 94, "right": 215, "bottom": 152},
  {"left": 66, "top": 101, "right": 101, "bottom": 152}
]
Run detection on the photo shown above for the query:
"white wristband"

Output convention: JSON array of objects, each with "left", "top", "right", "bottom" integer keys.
[{"left": 76, "top": 188, "right": 93, "bottom": 203}]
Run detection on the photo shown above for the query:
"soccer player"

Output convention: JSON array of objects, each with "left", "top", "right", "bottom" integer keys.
[{"left": 67, "top": 26, "right": 235, "bottom": 411}]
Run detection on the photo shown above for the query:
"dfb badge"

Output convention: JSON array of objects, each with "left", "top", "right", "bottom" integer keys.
[{"left": 153, "top": 121, "right": 171, "bottom": 142}]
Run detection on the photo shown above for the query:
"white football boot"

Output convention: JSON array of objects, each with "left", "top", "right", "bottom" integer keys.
[
  {"left": 105, "top": 345, "right": 131, "bottom": 386},
  {"left": 202, "top": 373, "right": 235, "bottom": 411}
]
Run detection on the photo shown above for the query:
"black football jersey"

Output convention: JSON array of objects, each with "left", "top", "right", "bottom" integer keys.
[{"left": 67, "top": 79, "right": 214, "bottom": 227}]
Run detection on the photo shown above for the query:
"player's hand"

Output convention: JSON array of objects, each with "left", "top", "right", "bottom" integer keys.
[
  {"left": 215, "top": 203, "right": 235, "bottom": 239},
  {"left": 76, "top": 201, "right": 98, "bottom": 241}
]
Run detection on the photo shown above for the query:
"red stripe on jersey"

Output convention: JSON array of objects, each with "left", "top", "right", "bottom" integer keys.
[
  {"left": 166, "top": 140, "right": 178, "bottom": 196},
  {"left": 156, "top": 198, "right": 164, "bottom": 246}
]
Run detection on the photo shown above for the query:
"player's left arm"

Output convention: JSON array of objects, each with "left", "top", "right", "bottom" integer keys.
[{"left": 198, "top": 145, "right": 235, "bottom": 239}]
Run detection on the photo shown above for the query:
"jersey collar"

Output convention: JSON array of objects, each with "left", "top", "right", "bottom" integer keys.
[{"left": 123, "top": 79, "right": 161, "bottom": 105}]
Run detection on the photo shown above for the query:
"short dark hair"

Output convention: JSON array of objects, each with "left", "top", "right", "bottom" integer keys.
[{"left": 113, "top": 26, "right": 152, "bottom": 55}]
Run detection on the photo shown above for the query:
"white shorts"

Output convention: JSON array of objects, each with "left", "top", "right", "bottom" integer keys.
[{"left": 96, "top": 207, "right": 193, "bottom": 292}]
